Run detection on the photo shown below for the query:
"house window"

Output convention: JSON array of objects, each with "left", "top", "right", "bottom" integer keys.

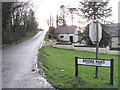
[{"left": 60, "top": 36, "right": 64, "bottom": 38}]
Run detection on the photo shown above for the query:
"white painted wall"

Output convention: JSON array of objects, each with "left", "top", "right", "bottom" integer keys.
[
  {"left": 74, "top": 34, "right": 78, "bottom": 42},
  {"left": 111, "top": 37, "right": 120, "bottom": 48},
  {"left": 56, "top": 34, "right": 78, "bottom": 42},
  {"left": 55, "top": 29, "right": 78, "bottom": 42}
]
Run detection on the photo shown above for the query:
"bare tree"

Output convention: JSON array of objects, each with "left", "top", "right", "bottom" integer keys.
[
  {"left": 68, "top": 8, "right": 77, "bottom": 26},
  {"left": 57, "top": 5, "right": 67, "bottom": 26},
  {"left": 2, "top": 1, "right": 38, "bottom": 45}
]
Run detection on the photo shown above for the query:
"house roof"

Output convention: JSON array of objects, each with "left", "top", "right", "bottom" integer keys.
[
  {"left": 82, "top": 23, "right": 120, "bottom": 38},
  {"left": 54, "top": 25, "right": 76, "bottom": 34},
  {"left": 104, "top": 23, "right": 120, "bottom": 37}
]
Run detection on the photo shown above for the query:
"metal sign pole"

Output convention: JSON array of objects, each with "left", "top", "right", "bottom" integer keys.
[
  {"left": 110, "top": 58, "right": 114, "bottom": 85},
  {"left": 75, "top": 56, "right": 78, "bottom": 77},
  {"left": 95, "top": 20, "right": 99, "bottom": 78}
]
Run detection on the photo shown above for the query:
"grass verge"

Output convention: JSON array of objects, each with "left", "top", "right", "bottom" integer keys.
[{"left": 38, "top": 46, "right": 119, "bottom": 89}]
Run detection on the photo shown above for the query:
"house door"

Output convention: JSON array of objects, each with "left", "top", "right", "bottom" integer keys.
[{"left": 70, "top": 36, "right": 73, "bottom": 42}]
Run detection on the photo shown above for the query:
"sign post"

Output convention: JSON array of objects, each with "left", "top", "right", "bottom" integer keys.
[
  {"left": 75, "top": 57, "right": 114, "bottom": 85},
  {"left": 75, "top": 56, "right": 78, "bottom": 77},
  {"left": 95, "top": 20, "right": 99, "bottom": 78},
  {"left": 89, "top": 20, "right": 102, "bottom": 78},
  {"left": 88, "top": 0, "right": 104, "bottom": 79},
  {"left": 110, "top": 58, "right": 114, "bottom": 85}
]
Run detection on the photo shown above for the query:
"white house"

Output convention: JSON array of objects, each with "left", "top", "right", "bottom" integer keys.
[
  {"left": 111, "top": 36, "right": 120, "bottom": 49},
  {"left": 105, "top": 23, "right": 120, "bottom": 50},
  {"left": 54, "top": 25, "right": 78, "bottom": 43}
]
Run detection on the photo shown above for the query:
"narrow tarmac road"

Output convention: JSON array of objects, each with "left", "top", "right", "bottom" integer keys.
[{"left": 2, "top": 31, "right": 52, "bottom": 88}]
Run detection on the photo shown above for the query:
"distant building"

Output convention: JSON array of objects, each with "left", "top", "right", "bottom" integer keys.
[
  {"left": 105, "top": 23, "right": 120, "bottom": 50},
  {"left": 54, "top": 25, "right": 78, "bottom": 43},
  {"left": 81, "top": 23, "right": 120, "bottom": 49}
]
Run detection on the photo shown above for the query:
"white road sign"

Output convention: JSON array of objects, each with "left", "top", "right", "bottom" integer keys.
[
  {"left": 89, "top": 21, "right": 102, "bottom": 44},
  {"left": 78, "top": 58, "right": 111, "bottom": 67}
]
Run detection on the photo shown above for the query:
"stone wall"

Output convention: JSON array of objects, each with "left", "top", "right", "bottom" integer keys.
[{"left": 53, "top": 45, "right": 120, "bottom": 55}]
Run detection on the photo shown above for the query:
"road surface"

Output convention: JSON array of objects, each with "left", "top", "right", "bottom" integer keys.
[{"left": 2, "top": 31, "right": 52, "bottom": 88}]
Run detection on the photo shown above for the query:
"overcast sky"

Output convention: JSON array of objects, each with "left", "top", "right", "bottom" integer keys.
[{"left": 21, "top": 0, "right": 120, "bottom": 30}]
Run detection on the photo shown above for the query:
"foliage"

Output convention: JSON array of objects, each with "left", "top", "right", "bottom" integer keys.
[
  {"left": 38, "top": 46, "right": 118, "bottom": 88},
  {"left": 78, "top": 1, "right": 112, "bottom": 23},
  {"left": 48, "top": 27, "right": 55, "bottom": 35},
  {"left": 2, "top": 2, "right": 38, "bottom": 45},
  {"left": 81, "top": 24, "right": 110, "bottom": 47},
  {"left": 44, "top": 32, "right": 49, "bottom": 41},
  {"left": 99, "top": 29, "right": 110, "bottom": 47},
  {"left": 81, "top": 29, "right": 93, "bottom": 46},
  {"left": 44, "top": 31, "right": 56, "bottom": 41},
  {"left": 78, "top": 1, "right": 112, "bottom": 47}
]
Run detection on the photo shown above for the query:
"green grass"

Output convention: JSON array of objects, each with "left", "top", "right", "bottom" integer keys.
[
  {"left": 38, "top": 46, "right": 119, "bottom": 89},
  {"left": 44, "top": 32, "right": 49, "bottom": 41}
]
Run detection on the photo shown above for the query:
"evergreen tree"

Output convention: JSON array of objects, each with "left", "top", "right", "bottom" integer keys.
[
  {"left": 79, "top": 1, "right": 112, "bottom": 46},
  {"left": 78, "top": 1, "right": 112, "bottom": 23}
]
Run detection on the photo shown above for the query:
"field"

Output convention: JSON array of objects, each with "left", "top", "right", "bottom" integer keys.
[{"left": 38, "top": 46, "right": 119, "bottom": 89}]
